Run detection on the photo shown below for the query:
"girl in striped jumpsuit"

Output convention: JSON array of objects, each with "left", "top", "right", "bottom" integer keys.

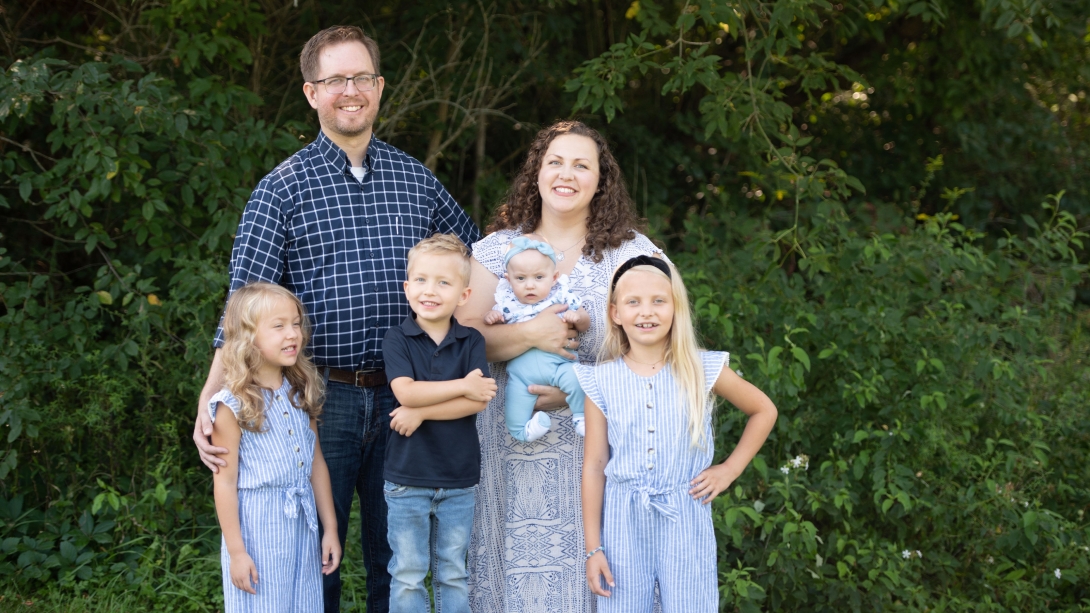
[
  {"left": 575, "top": 256, "right": 778, "bottom": 612},
  {"left": 210, "top": 282, "right": 341, "bottom": 612}
]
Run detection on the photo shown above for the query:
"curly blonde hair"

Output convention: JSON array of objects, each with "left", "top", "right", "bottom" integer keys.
[
  {"left": 487, "top": 121, "right": 643, "bottom": 263},
  {"left": 220, "top": 283, "right": 324, "bottom": 432}
]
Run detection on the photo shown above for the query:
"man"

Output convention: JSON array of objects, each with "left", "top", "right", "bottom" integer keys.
[{"left": 192, "top": 25, "right": 480, "bottom": 613}]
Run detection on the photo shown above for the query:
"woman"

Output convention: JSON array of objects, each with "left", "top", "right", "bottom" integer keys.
[{"left": 458, "top": 121, "right": 666, "bottom": 613}]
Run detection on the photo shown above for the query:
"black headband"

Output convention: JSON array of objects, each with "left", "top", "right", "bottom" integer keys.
[{"left": 611, "top": 255, "right": 672, "bottom": 291}]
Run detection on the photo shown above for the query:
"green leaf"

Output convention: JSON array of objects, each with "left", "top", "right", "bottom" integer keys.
[
  {"left": 790, "top": 347, "right": 811, "bottom": 372},
  {"left": 0, "top": 450, "right": 16, "bottom": 480}
]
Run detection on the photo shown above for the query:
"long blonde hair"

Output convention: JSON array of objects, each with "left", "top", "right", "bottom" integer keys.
[
  {"left": 220, "top": 282, "right": 324, "bottom": 432},
  {"left": 598, "top": 260, "right": 710, "bottom": 449}
]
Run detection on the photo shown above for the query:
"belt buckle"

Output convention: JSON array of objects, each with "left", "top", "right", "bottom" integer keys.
[{"left": 354, "top": 370, "right": 365, "bottom": 387}]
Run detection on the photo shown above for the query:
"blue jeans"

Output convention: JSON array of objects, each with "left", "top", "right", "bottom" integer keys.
[
  {"left": 319, "top": 380, "right": 395, "bottom": 613},
  {"left": 383, "top": 482, "right": 476, "bottom": 613}
]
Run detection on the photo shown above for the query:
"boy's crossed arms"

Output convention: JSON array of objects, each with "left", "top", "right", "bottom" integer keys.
[{"left": 388, "top": 369, "right": 497, "bottom": 436}]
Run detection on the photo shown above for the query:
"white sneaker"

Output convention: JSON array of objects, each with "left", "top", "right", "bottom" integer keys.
[
  {"left": 523, "top": 412, "right": 552, "bottom": 442},
  {"left": 573, "top": 416, "right": 586, "bottom": 437}
]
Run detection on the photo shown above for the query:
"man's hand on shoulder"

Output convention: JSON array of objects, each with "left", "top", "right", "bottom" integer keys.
[{"left": 194, "top": 402, "right": 229, "bottom": 472}]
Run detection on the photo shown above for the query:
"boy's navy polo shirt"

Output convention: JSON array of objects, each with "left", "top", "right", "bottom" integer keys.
[{"left": 382, "top": 314, "right": 489, "bottom": 488}]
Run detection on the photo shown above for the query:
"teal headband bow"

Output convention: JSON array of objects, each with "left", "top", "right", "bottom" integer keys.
[{"left": 503, "top": 237, "right": 557, "bottom": 267}]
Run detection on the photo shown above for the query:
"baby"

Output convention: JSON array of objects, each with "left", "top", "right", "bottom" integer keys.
[{"left": 484, "top": 236, "right": 590, "bottom": 441}]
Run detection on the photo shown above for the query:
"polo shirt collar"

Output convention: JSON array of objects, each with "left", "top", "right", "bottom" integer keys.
[
  {"left": 400, "top": 313, "right": 472, "bottom": 342},
  {"left": 315, "top": 130, "right": 378, "bottom": 173}
]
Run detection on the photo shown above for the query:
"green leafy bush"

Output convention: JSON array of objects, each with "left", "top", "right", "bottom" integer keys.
[
  {"left": 2, "top": 1, "right": 1089, "bottom": 610},
  {"left": 672, "top": 197, "right": 1090, "bottom": 610}
]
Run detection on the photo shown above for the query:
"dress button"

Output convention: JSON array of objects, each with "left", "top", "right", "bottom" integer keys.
[
  {"left": 647, "top": 383, "right": 653, "bottom": 390},
  {"left": 648, "top": 448, "right": 654, "bottom": 453},
  {"left": 646, "top": 463, "right": 654, "bottom": 470},
  {"left": 434, "top": 351, "right": 439, "bottom": 357},
  {"left": 298, "top": 461, "right": 304, "bottom": 467},
  {"left": 646, "top": 402, "right": 653, "bottom": 409},
  {"left": 288, "top": 429, "right": 294, "bottom": 436},
  {"left": 295, "top": 446, "right": 301, "bottom": 453},
  {"left": 283, "top": 411, "right": 289, "bottom": 417},
  {"left": 275, "top": 394, "right": 281, "bottom": 400},
  {"left": 647, "top": 426, "right": 656, "bottom": 433}
]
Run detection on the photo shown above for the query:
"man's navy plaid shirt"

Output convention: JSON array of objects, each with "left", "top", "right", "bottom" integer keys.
[{"left": 213, "top": 131, "right": 481, "bottom": 370}]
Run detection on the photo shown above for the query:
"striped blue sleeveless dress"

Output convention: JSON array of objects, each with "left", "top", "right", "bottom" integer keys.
[
  {"left": 574, "top": 351, "right": 728, "bottom": 613},
  {"left": 210, "top": 380, "right": 322, "bottom": 613}
]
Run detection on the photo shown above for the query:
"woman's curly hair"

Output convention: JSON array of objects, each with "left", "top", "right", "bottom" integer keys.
[
  {"left": 221, "top": 282, "right": 323, "bottom": 432},
  {"left": 487, "top": 121, "right": 643, "bottom": 263}
]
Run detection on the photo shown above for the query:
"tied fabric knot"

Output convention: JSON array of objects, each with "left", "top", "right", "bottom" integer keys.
[
  {"left": 283, "top": 483, "right": 319, "bottom": 533},
  {"left": 618, "top": 483, "right": 683, "bottom": 523}
]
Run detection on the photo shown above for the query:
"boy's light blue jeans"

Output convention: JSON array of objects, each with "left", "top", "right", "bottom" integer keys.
[
  {"left": 384, "top": 481, "right": 476, "bottom": 613},
  {"left": 505, "top": 348, "right": 585, "bottom": 441}
]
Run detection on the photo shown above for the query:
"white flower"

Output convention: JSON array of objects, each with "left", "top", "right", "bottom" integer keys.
[
  {"left": 986, "top": 556, "right": 994, "bottom": 564},
  {"left": 902, "top": 550, "right": 911, "bottom": 559},
  {"left": 916, "top": 550, "right": 922, "bottom": 558},
  {"left": 780, "top": 466, "right": 790, "bottom": 474},
  {"left": 1023, "top": 502, "right": 1028, "bottom": 507},
  {"left": 1054, "top": 568, "right": 1061, "bottom": 579},
  {"left": 791, "top": 456, "right": 803, "bottom": 468},
  {"left": 735, "top": 369, "right": 744, "bottom": 377}
]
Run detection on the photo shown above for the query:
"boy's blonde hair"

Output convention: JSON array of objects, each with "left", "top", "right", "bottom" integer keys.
[
  {"left": 406, "top": 233, "right": 472, "bottom": 285},
  {"left": 221, "top": 282, "right": 324, "bottom": 432},
  {"left": 598, "top": 260, "right": 711, "bottom": 449}
]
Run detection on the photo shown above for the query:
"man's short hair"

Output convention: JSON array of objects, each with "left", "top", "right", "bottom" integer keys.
[
  {"left": 406, "top": 233, "right": 472, "bottom": 286},
  {"left": 300, "top": 26, "right": 381, "bottom": 82}
]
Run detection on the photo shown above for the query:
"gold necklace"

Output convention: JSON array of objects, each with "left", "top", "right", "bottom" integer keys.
[
  {"left": 623, "top": 353, "right": 664, "bottom": 369},
  {"left": 541, "top": 234, "right": 585, "bottom": 262}
]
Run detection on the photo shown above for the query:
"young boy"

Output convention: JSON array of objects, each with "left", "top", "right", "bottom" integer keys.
[{"left": 381, "top": 233, "right": 498, "bottom": 613}]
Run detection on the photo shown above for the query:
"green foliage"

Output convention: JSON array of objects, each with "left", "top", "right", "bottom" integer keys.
[
  {"left": 672, "top": 196, "right": 1090, "bottom": 609},
  {"left": 1, "top": 0, "right": 1088, "bottom": 609}
]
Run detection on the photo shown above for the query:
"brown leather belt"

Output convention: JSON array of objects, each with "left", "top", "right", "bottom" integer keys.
[{"left": 326, "top": 367, "right": 387, "bottom": 388}]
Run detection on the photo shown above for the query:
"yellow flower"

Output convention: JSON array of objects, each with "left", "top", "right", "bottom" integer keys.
[
  {"left": 718, "top": 22, "right": 730, "bottom": 34},
  {"left": 147, "top": 294, "right": 162, "bottom": 306},
  {"left": 916, "top": 213, "right": 930, "bottom": 220},
  {"left": 775, "top": 189, "right": 786, "bottom": 201},
  {"left": 625, "top": 1, "right": 640, "bottom": 19}
]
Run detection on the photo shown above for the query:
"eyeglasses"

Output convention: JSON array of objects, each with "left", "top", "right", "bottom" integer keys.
[{"left": 310, "top": 74, "right": 380, "bottom": 94}]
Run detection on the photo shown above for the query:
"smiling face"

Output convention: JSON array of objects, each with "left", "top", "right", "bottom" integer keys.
[
  {"left": 537, "top": 134, "right": 600, "bottom": 220},
  {"left": 303, "top": 41, "right": 385, "bottom": 141},
  {"left": 404, "top": 253, "right": 472, "bottom": 326},
  {"left": 609, "top": 268, "right": 675, "bottom": 353},
  {"left": 505, "top": 249, "right": 559, "bottom": 305},
  {"left": 253, "top": 295, "right": 303, "bottom": 374}
]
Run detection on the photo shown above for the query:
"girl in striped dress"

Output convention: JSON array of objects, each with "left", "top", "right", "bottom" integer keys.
[
  {"left": 574, "top": 256, "right": 778, "bottom": 612},
  {"left": 210, "top": 282, "right": 341, "bottom": 612}
]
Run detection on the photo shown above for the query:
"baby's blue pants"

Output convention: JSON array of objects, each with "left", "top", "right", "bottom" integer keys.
[{"left": 505, "top": 348, "right": 584, "bottom": 442}]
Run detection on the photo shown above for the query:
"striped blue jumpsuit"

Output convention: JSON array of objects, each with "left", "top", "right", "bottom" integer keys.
[
  {"left": 574, "top": 351, "right": 728, "bottom": 613},
  {"left": 210, "top": 380, "right": 322, "bottom": 613}
]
